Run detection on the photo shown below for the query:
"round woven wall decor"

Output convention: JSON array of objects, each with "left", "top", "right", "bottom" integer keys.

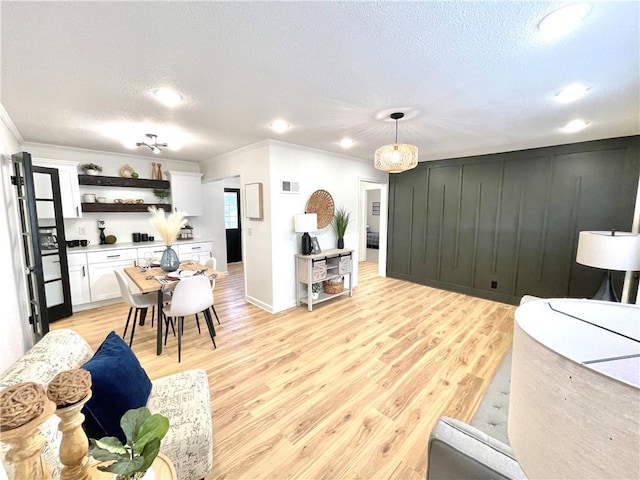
[{"left": 306, "top": 189, "right": 335, "bottom": 229}]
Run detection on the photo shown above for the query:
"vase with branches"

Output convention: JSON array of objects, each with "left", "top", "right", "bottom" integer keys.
[{"left": 148, "top": 206, "right": 187, "bottom": 272}]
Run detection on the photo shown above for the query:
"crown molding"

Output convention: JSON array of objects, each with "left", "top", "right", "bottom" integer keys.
[{"left": 0, "top": 102, "right": 24, "bottom": 144}]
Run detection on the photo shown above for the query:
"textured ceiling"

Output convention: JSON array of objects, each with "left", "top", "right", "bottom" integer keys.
[{"left": 1, "top": 1, "right": 639, "bottom": 164}]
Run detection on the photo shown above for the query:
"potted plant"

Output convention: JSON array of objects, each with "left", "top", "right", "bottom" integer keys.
[
  {"left": 153, "top": 189, "right": 171, "bottom": 203},
  {"left": 90, "top": 406, "right": 169, "bottom": 480},
  {"left": 332, "top": 206, "right": 351, "bottom": 249},
  {"left": 80, "top": 163, "right": 103, "bottom": 175},
  {"left": 311, "top": 282, "right": 322, "bottom": 299}
]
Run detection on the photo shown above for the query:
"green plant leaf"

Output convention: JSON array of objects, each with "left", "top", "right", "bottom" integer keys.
[
  {"left": 332, "top": 206, "right": 351, "bottom": 237},
  {"left": 132, "top": 414, "right": 169, "bottom": 455},
  {"left": 121, "top": 407, "right": 151, "bottom": 446},
  {"left": 91, "top": 437, "right": 127, "bottom": 456},
  {"left": 138, "top": 438, "right": 161, "bottom": 472},
  {"left": 98, "top": 456, "right": 146, "bottom": 476}
]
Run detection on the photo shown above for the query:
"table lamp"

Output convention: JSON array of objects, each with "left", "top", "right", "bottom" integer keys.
[
  {"left": 509, "top": 299, "right": 640, "bottom": 479},
  {"left": 294, "top": 213, "right": 317, "bottom": 255},
  {"left": 576, "top": 230, "right": 640, "bottom": 302}
]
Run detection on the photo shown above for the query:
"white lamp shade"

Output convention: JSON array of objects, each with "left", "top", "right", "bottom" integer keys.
[
  {"left": 509, "top": 300, "right": 640, "bottom": 479},
  {"left": 294, "top": 213, "right": 317, "bottom": 233},
  {"left": 576, "top": 231, "right": 640, "bottom": 271}
]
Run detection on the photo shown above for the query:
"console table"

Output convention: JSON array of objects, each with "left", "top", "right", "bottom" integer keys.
[
  {"left": 509, "top": 299, "right": 639, "bottom": 479},
  {"left": 295, "top": 249, "right": 353, "bottom": 311}
]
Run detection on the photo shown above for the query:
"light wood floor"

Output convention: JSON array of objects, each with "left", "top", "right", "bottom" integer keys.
[{"left": 53, "top": 261, "right": 515, "bottom": 480}]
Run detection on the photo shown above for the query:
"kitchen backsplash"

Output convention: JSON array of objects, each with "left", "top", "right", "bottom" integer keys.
[{"left": 64, "top": 213, "right": 207, "bottom": 247}]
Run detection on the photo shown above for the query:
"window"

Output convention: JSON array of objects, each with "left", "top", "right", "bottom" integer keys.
[{"left": 224, "top": 191, "right": 238, "bottom": 229}]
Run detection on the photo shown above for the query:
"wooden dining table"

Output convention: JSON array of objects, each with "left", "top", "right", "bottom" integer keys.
[{"left": 124, "top": 263, "right": 222, "bottom": 355}]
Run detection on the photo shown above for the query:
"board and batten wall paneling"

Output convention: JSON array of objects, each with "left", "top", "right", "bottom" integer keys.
[{"left": 387, "top": 136, "right": 640, "bottom": 305}]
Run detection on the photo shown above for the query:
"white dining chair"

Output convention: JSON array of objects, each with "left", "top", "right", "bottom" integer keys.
[
  {"left": 204, "top": 257, "right": 221, "bottom": 324},
  {"left": 163, "top": 274, "right": 216, "bottom": 362},
  {"left": 114, "top": 269, "right": 157, "bottom": 347}
]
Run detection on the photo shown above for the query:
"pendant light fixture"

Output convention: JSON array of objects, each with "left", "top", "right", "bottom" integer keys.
[
  {"left": 136, "top": 133, "right": 167, "bottom": 154},
  {"left": 374, "top": 112, "right": 418, "bottom": 173}
]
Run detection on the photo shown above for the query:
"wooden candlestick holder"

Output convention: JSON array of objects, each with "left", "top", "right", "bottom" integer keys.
[
  {"left": 1, "top": 398, "right": 56, "bottom": 480},
  {"left": 55, "top": 391, "right": 92, "bottom": 480}
]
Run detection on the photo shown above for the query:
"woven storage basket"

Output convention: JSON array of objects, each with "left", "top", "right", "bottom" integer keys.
[{"left": 323, "top": 278, "right": 344, "bottom": 294}]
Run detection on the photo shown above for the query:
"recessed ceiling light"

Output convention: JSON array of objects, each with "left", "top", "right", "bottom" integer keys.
[
  {"left": 340, "top": 138, "right": 355, "bottom": 148},
  {"left": 152, "top": 88, "right": 183, "bottom": 106},
  {"left": 269, "top": 119, "right": 290, "bottom": 133},
  {"left": 556, "top": 84, "right": 590, "bottom": 103},
  {"left": 538, "top": 3, "right": 592, "bottom": 39},
  {"left": 561, "top": 119, "right": 589, "bottom": 133}
]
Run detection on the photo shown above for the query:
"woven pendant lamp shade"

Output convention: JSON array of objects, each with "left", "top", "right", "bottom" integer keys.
[
  {"left": 374, "top": 143, "right": 419, "bottom": 173},
  {"left": 374, "top": 112, "right": 418, "bottom": 173}
]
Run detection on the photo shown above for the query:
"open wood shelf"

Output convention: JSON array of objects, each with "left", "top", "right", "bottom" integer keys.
[
  {"left": 78, "top": 175, "right": 170, "bottom": 189},
  {"left": 81, "top": 203, "right": 171, "bottom": 213}
]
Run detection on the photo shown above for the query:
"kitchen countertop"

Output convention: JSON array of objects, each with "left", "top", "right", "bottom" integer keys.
[{"left": 65, "top": 238, "right": 212, "bottom": 254}]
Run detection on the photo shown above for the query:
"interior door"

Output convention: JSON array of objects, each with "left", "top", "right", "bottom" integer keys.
[
  {"left": 11, "top": 152, "right": 49, "bottom": 339},
  {"left": 224, "top": 188, "right": 242, "bottom": 263},
  {"left": 32, "top": 166, "right": 73, "bottom": 321}
]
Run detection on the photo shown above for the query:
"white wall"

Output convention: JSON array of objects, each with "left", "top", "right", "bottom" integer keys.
[
  {"left": 201, "top": 142, "right": 273, "bottom": 310},
  {"left": 268, "top": 141, "right": 388, "bottom": 312},
  {"left": 23, "top": 143, "right": 203, "bottom": 246},
  {"left": 196, "top": 180, "right": 228, "bottom": 272},
  {"left": 0, "top": 106, "right": 31, "bottom": 371},
  {"left": 366, "top": 189, "right": 381, "bottom": 232}
]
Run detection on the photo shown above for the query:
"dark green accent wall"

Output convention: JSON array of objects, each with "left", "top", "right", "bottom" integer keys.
[{"left": 387, "top": 136, "right": 640, "bottom": 305}]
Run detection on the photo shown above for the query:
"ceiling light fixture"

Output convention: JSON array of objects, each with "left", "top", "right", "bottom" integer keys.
[
  {"left": 556, "top": 84, "right": 590, "bottom": 103},
  {"left": 136, "top": 133, "right": 167, "bottom": 154},
  {"left": 538, "top": 3, "right": 592, "bottom": 39},
  {"left": 374, "top": 112, "right": 418, "bottom": 173},
  {"left": 561, "top": 119, "right": 589, "bottom": 133},
  {"left": 340, "top": 138, "right": 355, "bottom": 148},
  {"left": 270, "top": 119, "right": 290, "bottom": 133},
  {"left": 152, "top": 88, "right": 183, "bottom": 106}
]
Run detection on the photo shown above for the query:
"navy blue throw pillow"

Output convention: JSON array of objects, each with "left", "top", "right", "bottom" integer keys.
[{"left": 81, "top": 331, "right": 152, "bottom": 442}]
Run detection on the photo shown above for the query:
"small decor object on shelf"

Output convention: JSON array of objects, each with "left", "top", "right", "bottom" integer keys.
[
  {"left": 311, "top": 236, "right": 321, "bottom": 254},
  {"left": 90, "top": 406, "right": 169, "bottom": 480},
  {"left": 332, "top": 206, "right": 351, "bottom": 249},
  {"left": 80, "top": 163, "right": 103, "bottom": 175},
  {"left": 98, "top": 219, "right": 106, "bottom": 245},
  {"left": 153, "top": 188, "right": 171, "bottom": 203},
  {"left": 311, "top": 282, "right": 322, "bottom": 300},
  {"left": 119, "top": 164, "right": 136, "bottom": 178},
  {"left": 323, "top": 278, "right": 344, "bottom": 294},
  {"left": 148, "top": 206, "right": 187, "bottom": 272}
]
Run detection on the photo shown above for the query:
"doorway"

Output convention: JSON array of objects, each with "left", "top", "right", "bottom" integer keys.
[
  {"left": 224, "top": 188, "right": 242, "bottom": 263},
  {"left": 359, "top": 180, "right": 387, "bottom": 277}
]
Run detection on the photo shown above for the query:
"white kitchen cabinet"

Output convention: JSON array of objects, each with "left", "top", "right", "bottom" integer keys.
[
  {"left": 87, "top": 249, "right": 137, "bottom": 302},
  {"left": 33, "top": 158, "right": 82, "bottom": 218},
  {"left": 166, "top": 171, "right": 203, "bottom": 216},
  {"left": 177, "top": 241, "right": 212, "bottom": 262},
  {"left": 68, "top": 253, "right": 91, "bottom": 306}
]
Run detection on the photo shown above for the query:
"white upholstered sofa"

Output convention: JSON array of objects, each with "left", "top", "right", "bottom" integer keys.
[{"left": 0, "top": 329, "right": 213, "bottom": 480}]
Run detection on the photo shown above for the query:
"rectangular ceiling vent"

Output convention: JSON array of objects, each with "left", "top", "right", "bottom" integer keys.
[{"left": 281, "top": 180, "right": 300, "bottom": 194}]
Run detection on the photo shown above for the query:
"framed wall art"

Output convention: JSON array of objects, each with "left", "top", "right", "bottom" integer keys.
[{"left": 245, "top": 182, "right": 263, "bottom": 219}]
